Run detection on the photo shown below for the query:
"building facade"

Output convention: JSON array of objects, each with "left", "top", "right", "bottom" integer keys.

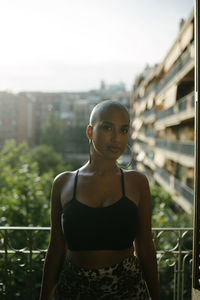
[{"left": 131, "top": 11, "right": 194, "bottom": 213}]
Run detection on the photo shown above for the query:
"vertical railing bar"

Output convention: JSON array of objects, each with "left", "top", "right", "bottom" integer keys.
[
  {"left": 3, "top": 229, "right": 8, "bottom": 300},
  {"left": 181, "top": 252, "right": 191, "bottom": 300},
  {"left": 181, "top": 252, "right": 186, "bottom": 300},
  {"left": 177, "top": 230, "right": 182, "bottom": 300},
  {"left": 174, "top": 262, "right": 177, "bottom": 300},
  {"left": 28, "top": 229, "right": 33, "bottom": 300},
  {"left": 182, "top": 258, "right": 185, "bottom": 300}
]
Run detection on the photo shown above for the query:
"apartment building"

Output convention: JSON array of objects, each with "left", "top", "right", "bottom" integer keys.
[
  {"left": 0, "top": 92, "right": 36, "bottom": 148},
  {"left": 131, "top": 11, "right": 194, "bottom": 213},
  {"left": 0, "top": 92, "right": 18, "bottom": 147}
]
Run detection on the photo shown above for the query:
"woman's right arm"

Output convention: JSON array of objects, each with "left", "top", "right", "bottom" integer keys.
[{"left": 39, "top": 175, "right": 67, "bottom": 300}]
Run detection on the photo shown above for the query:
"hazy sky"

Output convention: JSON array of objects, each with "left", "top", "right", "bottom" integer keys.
[{"left": 0, "top": 0, "right": 194, "bottom": 92}]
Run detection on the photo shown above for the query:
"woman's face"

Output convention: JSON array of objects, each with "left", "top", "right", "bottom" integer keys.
[{"left": 91, "top": 106, "right": 130, "bottom": 161}]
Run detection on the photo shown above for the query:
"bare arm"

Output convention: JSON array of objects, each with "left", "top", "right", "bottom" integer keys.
[
  {"left": 39, "top": 176, "right": 67, "bottom": 300},
  {"left": 134, "top": 174, "right": 160, "bottom": 300}
]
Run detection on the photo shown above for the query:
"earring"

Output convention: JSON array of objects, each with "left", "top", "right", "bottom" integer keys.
[
  {"left": 117, "top": 144, "right": 134, "bottom": 169},
  {"left": 89, "top": 140, "right": 92, "bottom": 164}
]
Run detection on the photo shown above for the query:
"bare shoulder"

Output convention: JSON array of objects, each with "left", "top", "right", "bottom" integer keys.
[
  {"left": 50, "top": 170, "right": 77, "bottom": 212},
  {"left": 124, "top": 169, "right": 149, "bottom": 187},
  {"left": 121, "top": 169, "right": 150, "bottom": 206},
  {"left": 50, "top": 171, "right": 76, "bottom": 201},
  {"left": 53, "top": 170, "right": 76, "bottom": 187}
]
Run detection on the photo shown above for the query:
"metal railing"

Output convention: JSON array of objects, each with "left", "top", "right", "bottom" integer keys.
[
  {"left": 156, "top": 91, "right": 195, "bottom": 121},
  {"left": 0, "top": 227, "right": 193, "bottom": 300},
  {"left": 156, "top": 139, "right": 194, "bottom": 157},
  {"left": 146, "top": 131, "right": 155, "bottom": 138},
  {"left": 156, "top": 167, "right": 194, "bottom": 205},
  {"left": 143, "top": 107, "right": 155, "bottom": 119},
  {"left": 156, "top": 49, "right": 194, "bottom": 95},
  {"left": 153, "top": 228, "right": 193, "bottom": 300}
]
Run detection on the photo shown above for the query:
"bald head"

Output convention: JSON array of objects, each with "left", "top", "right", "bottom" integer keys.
[{"left": 89, "top": 100, "right": 129, "bottom": 126}]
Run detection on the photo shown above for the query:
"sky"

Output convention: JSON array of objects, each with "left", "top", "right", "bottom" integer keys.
[{"left": 0, "top": 0, "right": 194, "bottom": 92}]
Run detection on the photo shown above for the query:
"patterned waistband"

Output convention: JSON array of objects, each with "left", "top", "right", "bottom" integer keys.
[{"left": 65, "top": 253, "right": 139, "bottom": 275}]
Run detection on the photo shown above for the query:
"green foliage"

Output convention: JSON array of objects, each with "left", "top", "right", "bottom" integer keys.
[
  {"left": 150, "top": 184, "right": 193, "bottom": 300},
  {"left": 29, "top": 144, "right": 72, "bottom": 176},
  {"left": 151, "top": 184, "right": 192, "bottom": 227},
  {"left": 0, "top": 140, "right": 73, "bottom": 298},
  {"left": 39, "top": 112, "right": 64, "bottom": 153},
  {"left": 0, "top": 140, "right": 52, "bottom": 227},
  {"left": 65, "top": 158, "right": 84, "bottom": 171}
]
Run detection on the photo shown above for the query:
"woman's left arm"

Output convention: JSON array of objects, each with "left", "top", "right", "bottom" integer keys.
[{"left": 134, "top": 174, "right": 160, "bottom": 300}]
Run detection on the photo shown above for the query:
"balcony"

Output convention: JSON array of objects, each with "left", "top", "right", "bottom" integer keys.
[
  {"left": 143, "top": 108, "right": 156, "bottom": 124},
  {"left": 156, "top": 49, "right": 194, "bottom": 95},
  {"left": 154, "top": 166, "right": 194, "bottom": 212},
  {"left": 136, "top": 130, "right": 156, "bottom": 146},
  {"left": 0, "top": 226, "right": 193, "bottom": 300},
  {"left": 133, "top": 140, "right": 156, "bottom": 171},
  {"left": 156, "top": 139, "right": 194, "bottom": 156},
  {"left": 155, "top": 92, "right": 195, "bottom": 129},
  {"left": 155, "top": 139, "right": 194, "bottom": 167}
]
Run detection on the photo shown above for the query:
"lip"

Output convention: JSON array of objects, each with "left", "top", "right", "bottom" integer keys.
[{"left": 108, "top": 146, "right": 121, "bottom": 153}]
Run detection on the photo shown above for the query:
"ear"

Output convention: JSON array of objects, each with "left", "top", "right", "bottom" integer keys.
[{"left": 86, "top": 125, "right": 93, "bottom": 140}]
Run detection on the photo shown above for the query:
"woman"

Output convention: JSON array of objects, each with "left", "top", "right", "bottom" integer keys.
[{"left": 40, "top": 100, "right": 160, "bottom": 300}]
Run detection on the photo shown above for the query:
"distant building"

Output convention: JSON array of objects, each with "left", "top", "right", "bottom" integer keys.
[
  {"left": 0, "top": 92, "right": 18, "bottom": 148},
  {"left": 131, "top": 10, "right": 194, "bottom": 213},
  {"left": 0, "top": 92, "right": 36, "bottom": 148},
  {"left": 0, "top": 83, "right": 129, "bottom": 153}
]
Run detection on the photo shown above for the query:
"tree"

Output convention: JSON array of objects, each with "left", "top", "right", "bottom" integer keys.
[
  {"left": 29, "top": 144, "right": 72, "bottom": 176},
  {"left": 0, "top": 140, "right": 52, "bottom": 227},
  {"left": 39, "top": 112, "right": 64, "bottom": 153},
  {"left": 0, "top": 140, "right": 54, "bottom": 298}
]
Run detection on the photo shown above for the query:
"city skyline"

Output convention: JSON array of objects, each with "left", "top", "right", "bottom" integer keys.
[{"left": 0, "top": 0, "right": 194, "bottom": 92}]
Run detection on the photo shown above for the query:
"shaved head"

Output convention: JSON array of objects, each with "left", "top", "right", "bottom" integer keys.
[{"left": 89, "top": 100, "right": 129, "bottom": 126}]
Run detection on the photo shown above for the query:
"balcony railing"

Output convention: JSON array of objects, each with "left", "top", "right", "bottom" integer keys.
[
  {"left": 0, "top": 227, "right": 193, "bottom": 300},
  {"left": 156, "top": 139, "right": 194, "bottom": 157},
  {"left": 156, "top": 49, "right": 194, "bottom": 95},
  {"left": 155, "top": 167, "right": 194, "bottom": 205},
  {"left": 146, "top": 131, "right": 156, "bottom": 138},
  {"left": 135, "top": 83, "right": 157, "bottom": 103},
  {"left": 156, "top": 91, "right": 195, "bottom": 122},
  {"left": 143, "top": 107, "right": 155, "bottom": 119}
]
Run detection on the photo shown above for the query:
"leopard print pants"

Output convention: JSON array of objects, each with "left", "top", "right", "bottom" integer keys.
[{"left": 55, "top": 254, "right": 149, "bottom": 300}]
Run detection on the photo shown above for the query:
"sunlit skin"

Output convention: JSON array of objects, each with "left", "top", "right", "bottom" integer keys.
[
  {"left": 88, "top": 107, "right": 130, "bottom": 166},
  {"left": 39, "top": 104, "right": 160, "bottom": 300}
]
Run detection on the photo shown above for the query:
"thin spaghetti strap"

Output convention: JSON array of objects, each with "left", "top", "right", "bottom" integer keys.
[
  {"left": 120, "top": 168, "right": 125, "bottom": 197},
  {"left": 73, "top": 170, "right": 79, "bottom": 199}
]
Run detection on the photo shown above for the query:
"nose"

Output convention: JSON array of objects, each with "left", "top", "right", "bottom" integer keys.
[{"left": 111, "top": 128, "right": 120, "bottom": 142}]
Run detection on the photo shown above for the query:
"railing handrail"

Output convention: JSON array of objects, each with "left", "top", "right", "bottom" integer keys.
[
  {"left": 0, "top": 226, "right": 50, "bottom": 230},
  {"left": 0, "top": 226, "right": 193, "bottom": 231}
]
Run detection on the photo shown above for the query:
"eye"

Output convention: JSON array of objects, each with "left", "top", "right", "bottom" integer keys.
[
  {"left": 121, "top": 127, "right": 129, "bottom": 134},
  {"left": 102, "top": 125, "right": 112, "bottom": 131}
]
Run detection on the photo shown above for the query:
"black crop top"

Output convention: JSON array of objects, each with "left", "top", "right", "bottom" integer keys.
[{"left": 61, "top": 169, "right": 138, "bottom": 251}]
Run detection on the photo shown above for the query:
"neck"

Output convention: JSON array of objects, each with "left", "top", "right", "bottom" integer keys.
[{"left": 86, "top": 158, "right": 119, "bottom": 175}]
